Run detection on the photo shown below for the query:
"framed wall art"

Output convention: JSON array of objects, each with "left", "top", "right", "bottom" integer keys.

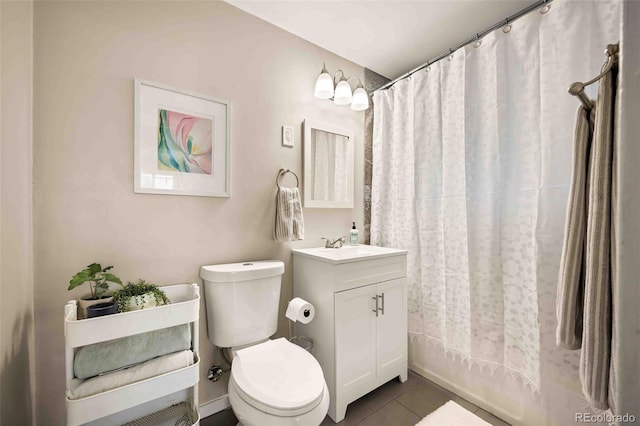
[{"left": 134, "top": 79, "right": 230, "bottom": 197}]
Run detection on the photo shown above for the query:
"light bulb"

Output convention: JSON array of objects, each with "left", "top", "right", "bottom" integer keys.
[
  {"left": 314, "top": 69, "right": 334, "bottom": 99},
  {"left": 350, "top": 86, "right": 369, "bottom": 111},
  {"left": 333, "top": 79, "right": 352, "bottom": 105}
]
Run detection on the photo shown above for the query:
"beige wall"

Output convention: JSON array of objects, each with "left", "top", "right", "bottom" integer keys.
[
  {"left": 33, "top": 1, "right": 364, "bottom": 423},
  {"left": 1, "top": 0, "right": 36, "bottom": 424}
]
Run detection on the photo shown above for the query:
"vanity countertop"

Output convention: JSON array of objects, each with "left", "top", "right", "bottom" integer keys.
[{"left": 291, "top": 244, "right": 407, "bottom": 264}]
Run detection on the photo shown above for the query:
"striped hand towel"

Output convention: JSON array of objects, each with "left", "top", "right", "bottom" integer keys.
[{"left": 274, "top": 187, "right": 304, "bottom": 242}]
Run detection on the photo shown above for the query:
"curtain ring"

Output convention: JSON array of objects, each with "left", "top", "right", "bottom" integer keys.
[
  {"left": 447, "top": 49, "right": 454, "bottom": 61},
  {"left": 425, "top": 65, "right": 431, "bottom": 73},
  {"left": 540, "top": 3, "right": 551, "bottom": 14},
  {"left": 474, "top": 34, "right": 482, "bottom": 48},
  {"left": 502, "top": 19, "right": 512, "bottom": 33}
]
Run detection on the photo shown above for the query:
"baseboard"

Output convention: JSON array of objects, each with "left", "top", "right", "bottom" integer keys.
[
  {"left": 410, "top": 364, "right": 519, "bottom": 425},
  {"left": 199, "top": 394, "right": 231, "bottom": 418}
]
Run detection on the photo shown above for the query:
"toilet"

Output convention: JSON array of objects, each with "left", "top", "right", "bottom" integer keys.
[{"left": 200, "top": 260, "right": 329, "bottom": 426}]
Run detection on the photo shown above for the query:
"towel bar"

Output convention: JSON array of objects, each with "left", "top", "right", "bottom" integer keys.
[{"left": 568, "top": 43, "right": 619, "bottom": 110}]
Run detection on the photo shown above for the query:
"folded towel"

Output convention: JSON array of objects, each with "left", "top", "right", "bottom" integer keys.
[
  {"left": 274, "top": 187, "right": 304, "bottom": 242},
  {"left": 68, "top": 350, "right": 194, "bottom": 399},
  {"left": 74, "top": 324, "right": 191, "bottom": 379}
]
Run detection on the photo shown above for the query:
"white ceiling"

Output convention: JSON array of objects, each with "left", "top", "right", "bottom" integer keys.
[{"left": 226, "top": 0, "right": 537, "bottom": 80}]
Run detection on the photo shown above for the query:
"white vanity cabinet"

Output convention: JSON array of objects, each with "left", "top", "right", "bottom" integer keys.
[{"left": 292, "top": 245, "right": 408, "bottom": 423}]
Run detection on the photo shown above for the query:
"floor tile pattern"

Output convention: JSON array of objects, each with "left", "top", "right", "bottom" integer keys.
[{"left": 200, "top": 371, "right": 511, "bottom": 426}]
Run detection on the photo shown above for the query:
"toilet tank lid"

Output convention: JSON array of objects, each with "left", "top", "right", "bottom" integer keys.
[{"left": 200, "top": 260, "right": 284, "bottom": 283}]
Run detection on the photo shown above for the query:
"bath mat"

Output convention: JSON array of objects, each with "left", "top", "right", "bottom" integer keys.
[{"left": 416, "top": 401, "right": 491, "bottom": 426}]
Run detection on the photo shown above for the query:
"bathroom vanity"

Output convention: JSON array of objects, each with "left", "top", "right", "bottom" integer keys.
[{"left": 292, "top": 245, "right": 408, "bottom": 423}]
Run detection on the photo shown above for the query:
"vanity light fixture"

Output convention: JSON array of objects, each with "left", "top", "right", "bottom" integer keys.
[{"left": 314, "top": 64, "right": 369, "bottom": 111}]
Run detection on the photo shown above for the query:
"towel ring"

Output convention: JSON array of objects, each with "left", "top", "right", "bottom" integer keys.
[{"left": 276, "top": 169, "right": 299, "bottom": 189}]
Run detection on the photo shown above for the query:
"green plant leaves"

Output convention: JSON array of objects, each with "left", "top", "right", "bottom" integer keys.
[
  {"left": 103, "top": 273, "right": 123, "bottom": 286},
  {"left": 87, "top": 263, "right": 102, "bottom": 275},
  {"left": 112, "top": 279, "right": 170, "bottom": 313},
  {"left": 68, "top": 263, "right": 123, "bottom": 298},
  {"left": 68, "top": 267, "right": 95, "bottom": 290}
]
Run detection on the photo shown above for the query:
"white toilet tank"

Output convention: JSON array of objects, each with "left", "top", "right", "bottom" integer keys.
[{"left": 200, "top": 260, "right": 284, "bottom": 348}]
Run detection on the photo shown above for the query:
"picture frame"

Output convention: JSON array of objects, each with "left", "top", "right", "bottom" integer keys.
[{"left": 134, "top": 79, "right": 230, "bottom": 197}]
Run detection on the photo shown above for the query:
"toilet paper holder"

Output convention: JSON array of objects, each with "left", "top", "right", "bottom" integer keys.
[
  {"left": 286, "top": 297, "right": 315, "bottom": 353},
  {"left": 289, "top": 335, "right": 314, "bottom": 353},
  {"left": 285, "top": 297, "right": 315, "bottom": 324}
]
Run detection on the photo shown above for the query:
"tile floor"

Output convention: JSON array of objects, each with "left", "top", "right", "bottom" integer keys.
[{"left": 200, "top": 371, "right": 511, "bottom": 426}]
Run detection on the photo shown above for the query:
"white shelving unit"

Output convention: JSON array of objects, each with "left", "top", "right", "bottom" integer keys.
[{"left": 64, "top": 283, "right": 201, "bottom": 426}]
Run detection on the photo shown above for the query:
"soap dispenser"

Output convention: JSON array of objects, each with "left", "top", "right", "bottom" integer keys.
[{"left": 349, "top": 222, "right": 359, "bottom": 245}]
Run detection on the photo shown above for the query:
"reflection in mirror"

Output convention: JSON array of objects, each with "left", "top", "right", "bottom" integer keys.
[
  {"left": 303, "top": 120, "right": 354, "bottom": 208},
  {"left": 311, "top": 129, "right": 349, "bottom": 202}
]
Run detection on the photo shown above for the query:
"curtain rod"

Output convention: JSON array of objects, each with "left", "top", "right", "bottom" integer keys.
[{"left": 375, "top": 0, "right": 553, "bottom": 92}]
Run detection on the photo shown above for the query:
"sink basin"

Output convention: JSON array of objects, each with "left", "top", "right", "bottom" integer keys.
[
  {"left": 313, "top": 246, "right": 379, "bottom": 256},
  {"left": 292, "top": 244, "right": 406, "bottom": 264}
]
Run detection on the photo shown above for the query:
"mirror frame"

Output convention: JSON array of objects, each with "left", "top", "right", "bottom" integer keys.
[{"left": 303, "top": 119, "right": 355, "bottom": 208}]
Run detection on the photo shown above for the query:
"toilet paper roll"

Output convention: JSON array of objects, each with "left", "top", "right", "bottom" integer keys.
[{"left": 285, "top": 297, "right": 315, "bottom": 324}]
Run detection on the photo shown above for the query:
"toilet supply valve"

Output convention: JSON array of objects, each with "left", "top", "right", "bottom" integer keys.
[{"left": 208, "top": 365, "right": 225, "bottom": 382}]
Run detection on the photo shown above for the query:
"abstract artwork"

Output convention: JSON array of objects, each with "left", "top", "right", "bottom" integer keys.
[
  {"left": 134, "top": 79, "right": 230, "bottom": 197},
  {"left": 157, "top": 109, "right": 213, "bottom": 175}
]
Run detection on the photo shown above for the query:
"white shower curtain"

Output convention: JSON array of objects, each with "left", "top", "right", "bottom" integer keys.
[{"left": 371, "top": 0, "right": 620, "bottom": 417}]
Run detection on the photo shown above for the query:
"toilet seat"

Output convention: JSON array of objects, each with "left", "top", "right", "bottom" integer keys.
[{"left": 231, "top": 338, "right": 325, "bottom": 417}]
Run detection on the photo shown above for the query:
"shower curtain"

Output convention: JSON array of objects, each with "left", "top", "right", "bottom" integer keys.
[{"left": 371, "top": 0, "right": 620, "bottom": 419}]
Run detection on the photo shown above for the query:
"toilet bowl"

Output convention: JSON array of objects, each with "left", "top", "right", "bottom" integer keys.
[
  {"left": 228, "top": 338, "right": 329, "bottom": 426},
  {"left": 200, "top": 261, "right": 329, "bottom": 426}
]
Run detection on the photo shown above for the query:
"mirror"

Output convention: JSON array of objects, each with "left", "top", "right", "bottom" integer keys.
[{"left": 303, "top": 120, "right": 354, "bottom": 208}]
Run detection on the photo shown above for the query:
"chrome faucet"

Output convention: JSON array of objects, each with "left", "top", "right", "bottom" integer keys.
[{"left": 322, "top": 236, "right": 346, "bottom": 248}]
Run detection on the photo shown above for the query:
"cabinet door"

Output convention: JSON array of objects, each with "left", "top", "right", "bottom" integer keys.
[
  {"left": 335, "top": 285, "right": 377, "bottom": 396},
  {"left": 376, "top": 278, "right": 407, "bottom": 377}
]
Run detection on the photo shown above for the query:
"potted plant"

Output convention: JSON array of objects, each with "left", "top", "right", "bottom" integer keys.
[
  {"left": 112, "top": 279, "right": 170, "bottom": 313},
  {"left": 68, "top": 263, "right": 124, "bottom": 319}
]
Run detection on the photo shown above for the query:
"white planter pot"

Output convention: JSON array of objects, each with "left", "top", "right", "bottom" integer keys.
[
  {"left": 128, "top": 292, "right": 159, "bottom": 311},
  {"left": 77, "top": 296, "right": 113, "bottom": 320}
]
